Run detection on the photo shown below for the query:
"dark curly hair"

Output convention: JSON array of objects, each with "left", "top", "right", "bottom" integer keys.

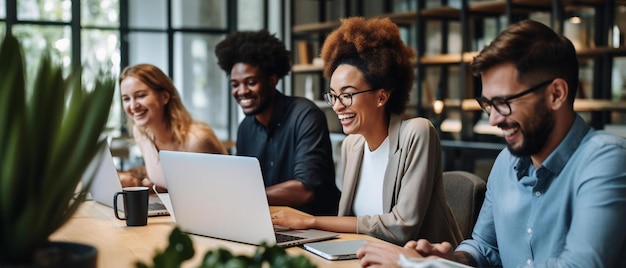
[
  {"left": 471, "top": 20, "right": 578, "bottom": 104},
  {"left": 321, "top": 17, "right": 416, "bottom": 115},
  {"left": 215, "top": 29, "right": 292, "bottom": 79}
]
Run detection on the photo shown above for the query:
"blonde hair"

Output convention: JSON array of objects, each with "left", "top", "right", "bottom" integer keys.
[{"left": 119, "top": 64, "right": 192, "bottom": 147}]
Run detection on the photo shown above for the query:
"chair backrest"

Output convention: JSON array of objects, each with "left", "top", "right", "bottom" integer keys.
[{"left": 442, "top": 171, "right": 486, "bottom": 239}]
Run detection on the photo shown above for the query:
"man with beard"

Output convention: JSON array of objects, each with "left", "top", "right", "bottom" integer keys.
[
  {"left": 357, "top": 20, "right": 626, "bottom": 267},
  {"left": 214, "top": 30, "right": 340, "bottom": 216}
]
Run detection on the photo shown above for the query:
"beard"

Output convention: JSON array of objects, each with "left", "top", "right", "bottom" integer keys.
[{"left": 507, "top": 100, "right": 554, "bottom": 157}]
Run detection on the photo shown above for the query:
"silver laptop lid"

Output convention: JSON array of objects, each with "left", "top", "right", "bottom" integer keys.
[
  {"left": 159, "top": 151, "right": 277, "bottom": 245},
  {"left": 82, "top": 143, "right": 168, "bottom": 216}
]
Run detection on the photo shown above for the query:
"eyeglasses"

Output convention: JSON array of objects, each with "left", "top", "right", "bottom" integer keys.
[
  {"left": 475, "top": 79, "right": 554, "bottom": 116},
  {"left": 323, "top": 88, "right": 378, "bottom": 107}
]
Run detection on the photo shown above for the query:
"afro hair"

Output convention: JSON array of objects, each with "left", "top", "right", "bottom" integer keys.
[
  {"left": 321, "top": 17, "right": 416, "bottom": 115},
  {"left": 215, "top": 29, "right": 291, "bottom": 79}
]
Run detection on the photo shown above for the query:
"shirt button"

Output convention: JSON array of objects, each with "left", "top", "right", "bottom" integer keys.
[
  {"left": 527, "top": 259, "right": 533, "bottom": 265},
  {"left": 270, "top": 161, "right": 274, "bottom": 166},
  {"left": 535, "top": 191, "right": 541, "bottom": 196},
  {"left": 527, "top": 228, "right": 532, "bottom": 234}
]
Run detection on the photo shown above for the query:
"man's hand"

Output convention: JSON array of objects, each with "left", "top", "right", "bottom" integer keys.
[
  {"left": 410, "top": 239, "right": 455, "bottom": 259},
  {"left": 356, "top": 241, "right": 423, "bottom": 267}
]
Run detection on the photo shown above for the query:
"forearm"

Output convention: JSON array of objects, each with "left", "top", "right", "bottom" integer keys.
[
  {"left": 309, "top": 216, "right": 357, "bottom": 233},
  {"left": 451, "top": 251, "right": 478, "bottom": 267},
  {"left": 266, "top": 180, "right": 313, "bottom": 206}
]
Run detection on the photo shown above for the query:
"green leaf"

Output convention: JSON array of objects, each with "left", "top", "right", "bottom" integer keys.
[{"left": 0, "top": 31, "right": 114, "bottom": 263}]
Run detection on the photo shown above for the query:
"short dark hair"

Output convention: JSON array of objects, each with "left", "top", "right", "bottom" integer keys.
[
  {"left": 214, "top": 29, "right": 291, "bottom": 79},
  {"left": 320, "top": 17, "right": 416, "bottom": 115},
  {"left": 471, "top": 20, "right": 579, "bottom": 103}
]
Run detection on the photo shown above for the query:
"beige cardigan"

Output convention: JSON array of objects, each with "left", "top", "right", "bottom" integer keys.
[{"left": 338, "top": 114, "right": 463, "bottom": 246}]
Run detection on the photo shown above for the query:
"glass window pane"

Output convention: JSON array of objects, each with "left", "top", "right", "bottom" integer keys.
[
  {"left": 129, "top": 0, "right": 166, "bottom": 29},
  {"left": 81, "top": 0, "right": 119, "bottom": 27},
  {"left": 82, "top": 29, "right": 120, "bottom": 70},
  {"left": 18, "top": 0, "right": 71, "bottom": 22},
  {"left": 173, "top": 32, "right": 228, "bottom": 139},
  {"left": 0, "top": 0, "right": 5, "bottom": 18},
  {"left": 238, "top": 0, "right": 263, "bottom": 30},
  {"left": 172, "top": 0, "right": 227, "bottom": 28},
  {"left": 83, "top": 29, "right": 121, "bottom": 129},
  {"left": 12, "top": 25, "right": 71, "bottom": 90},
  {"left": 127, "top": 32, "right": 167, "bottom": 70}
]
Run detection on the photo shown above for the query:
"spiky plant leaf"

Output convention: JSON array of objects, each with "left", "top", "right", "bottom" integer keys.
[{"left": 0, "top": 32, "right": 115, "bottom": 264}]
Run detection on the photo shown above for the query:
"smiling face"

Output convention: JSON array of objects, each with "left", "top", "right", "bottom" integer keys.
[
  {"left": 329, "top": 64, "right": 387, "bottom": 137},
  {"left": 120, "top": 76, "right": 169, "bottom": 129},
  {"left": 230, "top": 63, "right": 276, "bottom": 118},
  {"left": 481, "top": 63, "right": 554, "bottom": 157}
]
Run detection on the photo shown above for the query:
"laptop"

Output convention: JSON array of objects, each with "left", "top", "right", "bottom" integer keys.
[
  {"left": 82, "top": 143, "right": 169, "bottom": 216},
  {"left": 303, "top": 239, "right": 366, "bottom": 260},
  {"left": 159, "top": 150, "right": 338, "bottom": 247}
]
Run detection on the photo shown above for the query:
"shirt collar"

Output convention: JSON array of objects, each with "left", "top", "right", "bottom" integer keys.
[
  {"left": 255, "top": 90, "right": 286, "bottom": 136},
  {"left": 514, "top": 114, "right": 590, "bottom": 181}
]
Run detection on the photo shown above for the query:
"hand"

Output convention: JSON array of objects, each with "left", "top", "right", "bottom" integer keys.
[
  {"left": 356, "top": 241, "right": 423, "bottom": 268},
  {"left": 270, "top": 210, "right": 314, "bottom": 229},
  {"left": 410, "top": 239, "right": 455, "bottom": 259},
  {"left": 118, "top": 171, "right": 142, "bottom": 187}
]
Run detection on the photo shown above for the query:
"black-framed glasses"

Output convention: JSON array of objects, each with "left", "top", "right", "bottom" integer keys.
[
  {"left": 475, "top": 79, "right": 554, "bottom": 116},
  {"left": 323, "top": 88, "right": 379, "bottom": 107}
]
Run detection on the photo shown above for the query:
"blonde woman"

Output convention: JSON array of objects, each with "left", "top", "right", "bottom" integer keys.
[{"left": 119, "top": 64, "right": 227, "bottom": 190}]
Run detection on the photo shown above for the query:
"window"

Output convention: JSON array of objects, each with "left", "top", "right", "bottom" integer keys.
[{"left": 2, "top": 0, "right": 277, "bottom": 143}]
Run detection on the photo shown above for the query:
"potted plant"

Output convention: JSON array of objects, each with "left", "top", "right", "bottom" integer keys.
[
  {"left": 0, "top": 31, "right": 115, "bottom": 267},
  {"left": 137, "top": 227, "right": 316, "bottom": 268}
]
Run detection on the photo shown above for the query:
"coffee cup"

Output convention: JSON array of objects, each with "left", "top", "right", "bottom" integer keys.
[{"left": 113, "top": 186, "right": 149, "bottom": 226}]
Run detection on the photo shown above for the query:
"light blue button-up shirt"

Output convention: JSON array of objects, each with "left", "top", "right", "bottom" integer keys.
[{"left": 457, "top": 115, "right": 626, "bottom": 267}]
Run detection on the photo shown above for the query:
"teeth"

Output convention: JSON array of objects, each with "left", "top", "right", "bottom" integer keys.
[
  {"left": 134, "top": 110, "right": 146, "bottom": 117},
  {"left": 239, "top": 99, "right": 253, "bottom": 106},
  {"left": 501, "top": 127, "right": 518, "bottom": 137},
  {"left": 338, "top": 114, "right": 355, "bottom": 120}
]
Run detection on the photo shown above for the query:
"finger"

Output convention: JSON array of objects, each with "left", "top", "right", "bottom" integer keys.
[
  {"left": 415, "top": 239, "right": 434, "bottom": 255},
  {"left": 403, "top": 240, "right": 418, "bottom": 249},
  {"left": 435, "top": 241, "right": 454, "bottom": 255}
]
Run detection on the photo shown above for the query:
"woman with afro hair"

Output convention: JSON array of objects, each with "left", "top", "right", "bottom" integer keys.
[{"left": 271, "top": 17, "right": 463, "bottom": 246}]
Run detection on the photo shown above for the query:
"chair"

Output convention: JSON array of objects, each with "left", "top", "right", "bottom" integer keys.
[{"left": 442, "top": 171, "right": 487, "bottom": 239}]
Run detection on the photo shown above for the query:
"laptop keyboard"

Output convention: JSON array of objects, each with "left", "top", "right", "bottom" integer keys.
[
  {"left": 149, "top": 202, "right": 166, "bottom": 210},
  {"left": 275, "top": 233, "right": 305, "bottom": 243}
]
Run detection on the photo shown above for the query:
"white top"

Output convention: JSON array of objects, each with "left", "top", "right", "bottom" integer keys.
[{"left": 353, "top": 137, "right": 389, "bottom": 216}]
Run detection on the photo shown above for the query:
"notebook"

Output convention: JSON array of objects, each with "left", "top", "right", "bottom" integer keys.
[
  {"left": 303, "top": 239, "right": 366, "bottom": 260},
  {"left": 82, "top": 143, "right": 169, "bottom": 217},
  {"left": 159, "top": 150, "right": 338, "bottom": 247}
]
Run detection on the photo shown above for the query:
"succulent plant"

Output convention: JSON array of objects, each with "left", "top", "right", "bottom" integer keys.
[{"left": 0, "top": 32, "right": 115, "bottom": 264}]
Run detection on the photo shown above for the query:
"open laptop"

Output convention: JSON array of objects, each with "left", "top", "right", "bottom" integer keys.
[
  {"left": 159, "top": 151, "right": 338, "bottom": 247},
  {"left": 82, "top": 143, "right": 169, "bottom": 216}
]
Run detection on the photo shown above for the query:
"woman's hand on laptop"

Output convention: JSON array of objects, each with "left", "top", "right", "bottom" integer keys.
[
  {"left": 118, "top": 171, "right": 142, "bottom": 187},
  {"left": 270, "top": 210, "right": 314, "bottom": 229}
]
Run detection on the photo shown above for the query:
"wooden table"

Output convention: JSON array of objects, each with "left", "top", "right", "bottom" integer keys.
[{"left": 50, "top": 201, "right": 381, "bottom": 267}]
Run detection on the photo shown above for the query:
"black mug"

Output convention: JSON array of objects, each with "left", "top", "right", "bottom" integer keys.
[{"left": 114, "top": 186, "right": 149, "bottom": 226}]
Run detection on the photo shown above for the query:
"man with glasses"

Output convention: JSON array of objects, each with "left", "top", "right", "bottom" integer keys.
[
  {"left": 357, "top": 19, "right": 626, "bottom": 267},
  {"left": 214, "top": 30, "right": 340, "bottom": 216}
]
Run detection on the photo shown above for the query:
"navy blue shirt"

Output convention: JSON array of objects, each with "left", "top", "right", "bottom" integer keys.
[{"left": 236, "top": 91, "right": 340, "bottom": 215}]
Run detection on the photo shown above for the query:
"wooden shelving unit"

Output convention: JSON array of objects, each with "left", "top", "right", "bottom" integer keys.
[{"left": 288, "top": 0, "right": 626, "bottom": 172}]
